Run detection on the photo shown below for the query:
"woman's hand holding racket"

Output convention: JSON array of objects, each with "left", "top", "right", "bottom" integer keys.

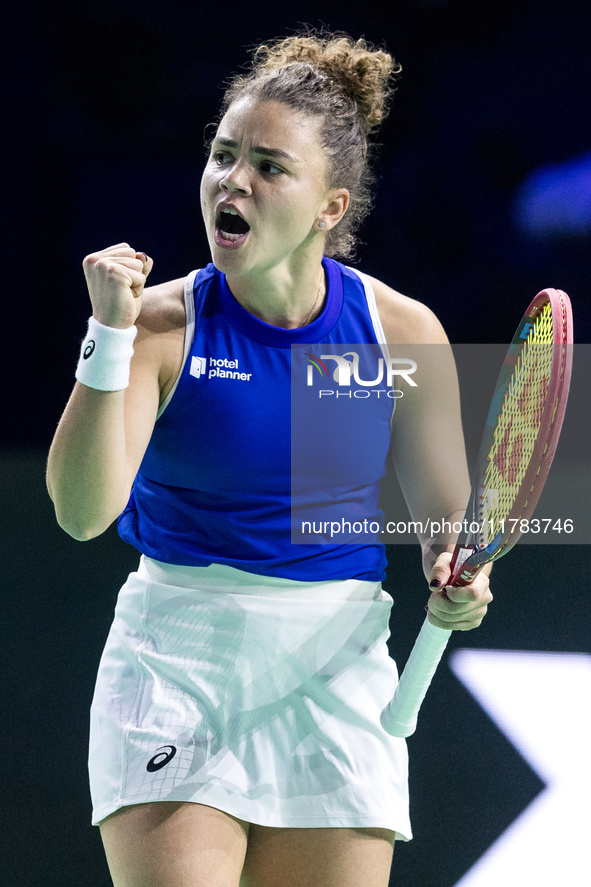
[{"left": 427, "top": 552, "right": 492, "bottom": 631}]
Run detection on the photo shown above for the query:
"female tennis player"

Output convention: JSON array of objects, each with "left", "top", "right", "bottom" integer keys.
[{"left": 47, "top": 31, "right": 492, "bottom": 887}]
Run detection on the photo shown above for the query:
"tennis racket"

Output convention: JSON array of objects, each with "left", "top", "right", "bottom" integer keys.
[{"left": 381, "top": 288, "right": 573, "bottom": 738}]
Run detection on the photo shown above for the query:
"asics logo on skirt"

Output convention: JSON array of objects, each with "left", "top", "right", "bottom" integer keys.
[{"left": 146, "top": 745, "right": 177, "bottom": 772}]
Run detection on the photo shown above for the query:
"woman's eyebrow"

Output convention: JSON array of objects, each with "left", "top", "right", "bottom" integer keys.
[{"left": 215, "top": 137, "right": 299, "bottom": 163}]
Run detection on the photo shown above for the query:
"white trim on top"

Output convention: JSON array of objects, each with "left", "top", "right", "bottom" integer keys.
[
  {"left": 155, "top": 269, "right": 198, "bottom": 420},
  {"left": 348, "top": 267, "right": 396, "bottom": 425},
  {"left": 348, "top": 267, "right": 392, "bottom": 363}
]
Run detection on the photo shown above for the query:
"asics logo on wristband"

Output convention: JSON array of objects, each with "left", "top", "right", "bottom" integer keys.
[{"left": 75, "top": 317, "right": 137, "bottom": 391}]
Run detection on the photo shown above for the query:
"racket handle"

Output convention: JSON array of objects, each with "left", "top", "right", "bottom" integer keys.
[{"left": 380, "top": 616, "right": 452, "bottom": 738}]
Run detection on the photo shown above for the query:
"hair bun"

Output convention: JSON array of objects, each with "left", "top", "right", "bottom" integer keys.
[{"left": 252, "top": 31, "right": 401, "bottom": 135}]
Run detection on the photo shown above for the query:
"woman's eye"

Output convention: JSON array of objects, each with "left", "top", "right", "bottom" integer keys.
[
  {"left": 261, "top": 161, "right": 283, "bottom": 175},
  {"left": 211, "top": 152, "right": 283, "bottom": 175}
]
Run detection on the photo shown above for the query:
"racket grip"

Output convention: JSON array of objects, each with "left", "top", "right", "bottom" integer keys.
[{"left": 380, "top": 616, "right": 452, "bottom": 738}]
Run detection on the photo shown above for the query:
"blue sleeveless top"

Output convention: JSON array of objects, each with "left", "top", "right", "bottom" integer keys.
[{"left": 118, "top": 258, "right": 394, "bottom": 581}]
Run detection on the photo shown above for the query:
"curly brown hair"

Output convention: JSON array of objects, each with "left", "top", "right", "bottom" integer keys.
[{"left": 218, "top": 30, "right": 401, "bottom": 261}]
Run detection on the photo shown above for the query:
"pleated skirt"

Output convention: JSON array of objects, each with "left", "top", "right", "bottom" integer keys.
[{"left": 88, "top": 556, "right": 412, "bottom": 840}]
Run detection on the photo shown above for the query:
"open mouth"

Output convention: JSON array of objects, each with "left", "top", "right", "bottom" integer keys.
[{"left": 215, "top": 208, "right": 251, "bottom": 246}]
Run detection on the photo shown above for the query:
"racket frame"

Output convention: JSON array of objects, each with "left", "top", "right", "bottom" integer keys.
[
  {"left": 381, "top": 288, "right": 573, "bottom": 737},
  {"left": 449, "top": 289, "right": 573, "bottom": 585}
]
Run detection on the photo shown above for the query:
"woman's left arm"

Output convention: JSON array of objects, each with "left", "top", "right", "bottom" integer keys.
[{"left": 372, "top": 276, "right": 493, "bottom": 631}]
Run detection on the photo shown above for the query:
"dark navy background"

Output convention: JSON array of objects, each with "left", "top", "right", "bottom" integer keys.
[
  {"left": 5, "top": 0, "right": 591, "bottom": 448},
  {"left": 3, "top": 1, "right": 589, "bottom": 885}
]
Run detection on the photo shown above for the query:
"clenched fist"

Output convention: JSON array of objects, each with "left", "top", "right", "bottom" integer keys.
[{"left": 82, "top": 243, "right": 153, "bottom": 329}]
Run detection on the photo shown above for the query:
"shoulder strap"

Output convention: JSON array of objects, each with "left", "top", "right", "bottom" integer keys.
[{"left": 155, "top": 270, "right": 199, "bottom": 419}]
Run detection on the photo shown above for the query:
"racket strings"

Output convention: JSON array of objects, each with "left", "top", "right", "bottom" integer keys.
[{"left": 478, "top": 302, "right": 554, "bottom": 545}]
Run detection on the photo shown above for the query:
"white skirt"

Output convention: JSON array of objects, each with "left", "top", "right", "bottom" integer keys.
[{"left": 89, "top": 556, "right": 412, "bottom": 840}]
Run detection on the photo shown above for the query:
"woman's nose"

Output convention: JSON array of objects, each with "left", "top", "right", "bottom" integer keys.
[{"left": 220, "top": 163, "right": 252, "bottom": 196}]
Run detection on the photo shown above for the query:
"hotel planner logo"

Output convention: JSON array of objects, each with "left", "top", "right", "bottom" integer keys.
[{"left": 190, "top": 355, "right": 252, "bottom": 381}]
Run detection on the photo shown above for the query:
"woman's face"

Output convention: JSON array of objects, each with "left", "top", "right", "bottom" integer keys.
[{"left": 200, "top": 97, "right": 345, "bottom": 279}]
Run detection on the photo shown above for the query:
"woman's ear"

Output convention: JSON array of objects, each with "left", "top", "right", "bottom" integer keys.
[{"left": 317, "top": 189, "right": 350, "bottom": 231}]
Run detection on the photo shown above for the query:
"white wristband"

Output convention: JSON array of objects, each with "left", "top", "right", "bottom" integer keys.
[{"left": 75, "top": 316, "right": 138, "bottom": 391}]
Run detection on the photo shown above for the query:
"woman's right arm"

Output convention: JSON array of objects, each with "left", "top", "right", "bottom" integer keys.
[{"left": 46, "top": 244, "right": 184, "bottom": 540}]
